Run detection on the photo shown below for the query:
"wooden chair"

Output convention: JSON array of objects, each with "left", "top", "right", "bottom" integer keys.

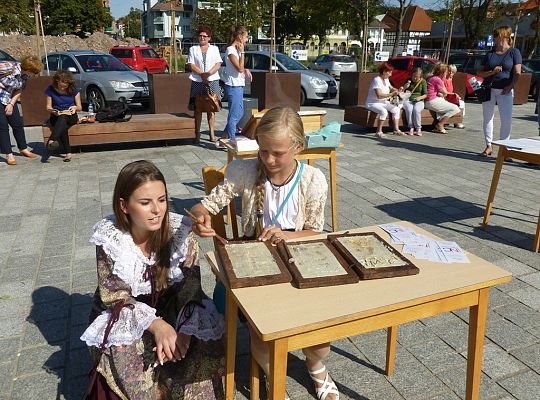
[{"left": 201, "top": 166, "right": 240, "bottom": 244}]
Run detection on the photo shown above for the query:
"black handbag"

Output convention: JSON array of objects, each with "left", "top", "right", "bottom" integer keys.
[{"left": 475, "top": 81, "right": 492, "bottom": 103}]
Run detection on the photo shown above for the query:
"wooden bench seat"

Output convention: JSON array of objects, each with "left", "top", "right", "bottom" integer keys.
[
  {"left": 42, "top": 113, "right": 195, "bottom": 146},
  {"left": 344, "top": 105, "right": 462, "bottom": 129}
]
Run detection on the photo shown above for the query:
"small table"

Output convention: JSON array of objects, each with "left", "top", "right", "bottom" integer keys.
[
  {"left": 220, "top": 140, "right": 342, "bottom": 232},
  {"left": 206, "top": 222, "right": 512, "bottom": 400},
  {"left": 482, "top": 141, "right": 540, "bottom": 252}
]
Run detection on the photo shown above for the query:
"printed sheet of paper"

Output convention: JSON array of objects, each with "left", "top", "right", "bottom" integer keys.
[
  {"left": 287, "top": 242, "right": 347, "bottom": 278},
  {"left": 225, "top": 242, "right": 282, "bottom": 278},
  {"left": 337, "top": 235, "right": 407, "bottom": 269},
  {"left": 436, "top": 241, "right": 470, "bottom": 264}
]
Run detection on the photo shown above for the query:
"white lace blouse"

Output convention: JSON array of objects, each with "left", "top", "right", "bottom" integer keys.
[{"left": 80, "top": 213, "right": 224, "bottom": 348}]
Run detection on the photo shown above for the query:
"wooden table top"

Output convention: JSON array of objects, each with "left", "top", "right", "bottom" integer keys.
[{"left": 205, "top": 221, "right": 512, "bottom": 340}]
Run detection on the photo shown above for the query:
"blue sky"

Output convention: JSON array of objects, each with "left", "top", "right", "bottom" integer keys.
[
  {"left": 110, "top": 0, "right": 144, "bottom": 19},
  {"left": 109, "top": 0, "right": 438, "bottom": 20}
]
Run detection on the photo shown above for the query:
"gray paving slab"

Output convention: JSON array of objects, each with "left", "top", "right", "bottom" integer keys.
[{"left": 0, "top": 97, "right": 539, "bottom": 399}]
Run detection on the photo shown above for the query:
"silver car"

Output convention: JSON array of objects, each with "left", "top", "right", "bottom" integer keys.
[
  {"left": 43, "top": 50, "right": 149, "bottom": 111},
  {"left": 219, "top": 51, "right": 337, "bottom": 105},
  {"left": 308, "top": 54, "right": 357, "bottom": 79}
]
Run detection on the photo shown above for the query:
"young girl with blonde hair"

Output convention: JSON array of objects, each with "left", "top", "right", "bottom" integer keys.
[{"left": 191, "top": 107, "right": 339, "bottom": 399}]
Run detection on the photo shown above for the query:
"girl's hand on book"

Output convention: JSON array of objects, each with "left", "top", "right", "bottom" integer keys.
[
  {"left": 258, "top": 226, "right": 287, "bottom": 244},
  {"left": 68, "top": 106, "right": 77, "bottom": 114}
]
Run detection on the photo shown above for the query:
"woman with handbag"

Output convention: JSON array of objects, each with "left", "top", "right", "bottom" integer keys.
[
  {"left": 223, "top": 25, "right": 252, "bottom": 142},
  {"left": 80, "top": 160, "right": 225, "bottom": 399},
  {"left": 425, "top": 63, "right": 460, "bottom": 134},
  {"left": 402, "top": 67, "right": 427, "bottom": 136},
  {"left": 443, "top": 65, "right": 465, "bottom": 129},
  {"left": 477, "top": 26, "right": 522, "bottom": 157},
  {"left": 187, "top": 27, "right": 222, "bottom": 144}
]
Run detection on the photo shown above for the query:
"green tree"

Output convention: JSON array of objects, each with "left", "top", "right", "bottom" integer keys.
[
  {"left": 0, "top": 0, "right": 34, "bottom": 34},
  {"left": 192, "top": 3, "right": 228, "bottom": 42},
  {"left": 40, "top": 0, "right": 112, "bottom": 37},
  {"left": 121, "top": 7, "right": 142, "bottom": 39},
  {"left": 455, "top": 0, "right": 501, "bottom": 47}
]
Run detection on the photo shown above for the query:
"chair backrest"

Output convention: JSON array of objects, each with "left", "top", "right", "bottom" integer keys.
[{"left": 201, "top": 166, "right": 239, "bottom": 244}]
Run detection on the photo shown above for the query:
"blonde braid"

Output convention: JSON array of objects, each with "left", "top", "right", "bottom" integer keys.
[{"left": 254, "top": 156, "right": 266, "bottom": 237}]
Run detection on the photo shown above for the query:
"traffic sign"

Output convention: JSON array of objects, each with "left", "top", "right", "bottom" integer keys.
[
  {"left": 478, "top": 40, "right": 486, "bottom": 49},
  {"left": 291, "top": 49, "right": 308, "bottom": 61},
  {"left": 374, "top": 51, "right": 390, "bottom": 62},
  {"left": 487, "top": 35, "right": 494, "bottom": 46}
]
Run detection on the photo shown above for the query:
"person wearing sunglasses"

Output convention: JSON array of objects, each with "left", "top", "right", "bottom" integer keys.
[{"left": 187, "top": 27, "right": 223, "bottom": 143}]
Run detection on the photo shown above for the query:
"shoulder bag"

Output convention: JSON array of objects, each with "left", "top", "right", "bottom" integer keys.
[{"left": 195, "top": 83, "right": 221, "bottom": 113}]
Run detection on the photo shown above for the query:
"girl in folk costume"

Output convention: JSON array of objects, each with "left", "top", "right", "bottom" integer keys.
[
  {"left": 81, "top": 160, "right": 225, "bottom": 399},
  {"left": 190, "top": 107, "right": 339, "bottom": 399}
]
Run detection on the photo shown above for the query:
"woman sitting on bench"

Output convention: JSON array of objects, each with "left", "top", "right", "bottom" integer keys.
[{"left": 364, "top": 62, "right": 404, "bottom": 138}]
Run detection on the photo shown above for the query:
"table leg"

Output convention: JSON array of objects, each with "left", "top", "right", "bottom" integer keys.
[
  {"left": 268, "top": 338, "right": 288, "bottom": 400},
  {"left": 329, "top": 149, "right": 338, "bottom": 232},
  {"left": 250, "top": 355, "right": 260, "bottom": 400},
  {"left": 483, "top": 147, "right": 506, "bottom": 228},
  {"left": 225, "top": 290, "right": 238, "bottom": 400},
  {"left": 226, "top": 150, "right": 234, "bottom": 226},
  {"left": 307, "top": 159, "right": 314, "bottom": 167},
  {"left": 465, "top": 288, "right": 489, "bottom": 400},
  {"left": 385, "top": 325, "right": 398, "bottom": 376},
  {"left": 534, "top": 210, "right": 540, "bottom": 253}
]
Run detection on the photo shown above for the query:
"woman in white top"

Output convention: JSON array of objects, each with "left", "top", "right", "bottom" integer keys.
[
  {"left": 223, "top": 25, "right": 252, "bottom": 141},
  {"left": 187, "top": 27, "right": 222, "bottom": 143},
  {"left": 364, "top": 62, "right": 404, "bottom": 137}
]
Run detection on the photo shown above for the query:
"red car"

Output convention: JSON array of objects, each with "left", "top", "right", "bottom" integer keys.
[
  {"left": 387, "top": 56, "right": 438, "bottom": 88},
  {"left": 110, "top": 45, "right": 169, "bottom": 74}
]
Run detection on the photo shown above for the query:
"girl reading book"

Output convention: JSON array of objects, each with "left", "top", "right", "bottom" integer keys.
[{"left": 45, "top": 70, "right": 82, "bottom": 162}]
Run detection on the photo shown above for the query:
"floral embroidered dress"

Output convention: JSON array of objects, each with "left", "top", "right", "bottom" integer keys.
[{"left": 80, "top": 213, "right": 225, "bottom": 399}]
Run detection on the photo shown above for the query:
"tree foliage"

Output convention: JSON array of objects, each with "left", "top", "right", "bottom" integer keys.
[
  {"left": 121, "top": 7, "right": 142, "bottom": 39},
  {"left": 0, "top": 0, "right": 34, "bottom": 34},
  {"left": 455, "top": 0, "right": 502, "bottom": 47},
  {"left": 40, "top": 0, "right": 112, "bottom": 37}
]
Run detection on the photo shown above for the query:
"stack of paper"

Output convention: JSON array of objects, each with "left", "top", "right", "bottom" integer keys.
[
  {"left": 492, "top": 138, "right": 540, "bottom": 150},
  {"left": 379, "top": 223, "right": 470, "bottom": 264},
  {"left": 231, "top": 135, "right": 259, "bottom": 152}
]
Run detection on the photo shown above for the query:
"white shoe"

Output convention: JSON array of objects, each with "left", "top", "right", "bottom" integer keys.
[
  {"left": 308, "top": 365, "right": 339, "bottom": 400},
  {"left": 375, "top": 131, "right": 386, "bottom": 138}
]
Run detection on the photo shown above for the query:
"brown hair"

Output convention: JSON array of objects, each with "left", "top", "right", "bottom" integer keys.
[
  {"left": 228, "top": 25, "right": 247, "bottom": 46},
  {"left": 20, "top": 55, "right": 42, "bottom": 75},
  {"left": 253, "top": 107, "right": 305, "bottom": 235},
  {"left": 494, "top": 25, "right": 513, "bottom": 46},
  {"left": 378, "top": 61, "right": 394, "bottom": 74},
  {"left": 52, "top": 70, "right": 77, "bottom": 95},
  {"left": 113, "top": 160, "right": 172, "bottom": 290},
  {"left": 432, "top": 62, "right": 448, "bottom": 77}
]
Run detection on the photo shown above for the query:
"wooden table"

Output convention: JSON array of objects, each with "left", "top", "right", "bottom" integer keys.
[
  {"left": 220, "top": 140, "right": 342, "bottom": 232},
  {"left": 482, "top": 143, "right": 540, "bottom": 252},
  {"left": 205, "top": 222, "right": 512, "bottom": 400}
]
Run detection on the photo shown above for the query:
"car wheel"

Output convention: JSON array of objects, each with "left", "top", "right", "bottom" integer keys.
[
  {"left": 300, "top": 88, "right": 307, "bottom": 106},
  {"left": 87, "top": 87, "right": 106, "bottom": 111}
]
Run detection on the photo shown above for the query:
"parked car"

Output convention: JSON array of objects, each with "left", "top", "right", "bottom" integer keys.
[
  {"left": 219, "top": 51, "right": 337, "bottom": 105},
  {"left": 0, "top": 49, "right": 17, "bottom": 62},
  {"left": 110, "top": 45, "right": 169, "bottom": 74},
  {"left": 42, "top": 50, "right": 150, "bottom": 110},
  {"left": 308, "top": 54, "right": 357, "bottom": 79},
  {"left": 447, "top": 53, "right": 485, "bottom": 95},
  {"left": 520, "top": 59, "right": 540, "bottom": 98},
  {"left": 387, "top": 56, "right": 438, "bottom": 88}
]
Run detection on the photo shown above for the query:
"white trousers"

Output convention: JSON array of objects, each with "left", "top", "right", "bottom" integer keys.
[
  {"left": 425, "top": 97, "right": 460, "bottom": 119},
  {"left": 364, "top": 101, "right": 400, "bottom": 121},
  {"left": 402, "top": 100, "right": 424, "bottom": 129},
  {"left": 482, "top": 88, "right": 513, "bottom": 146}
]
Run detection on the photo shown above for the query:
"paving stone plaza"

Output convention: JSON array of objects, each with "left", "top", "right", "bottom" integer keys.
[{"left": 0, "top": 98, "right": 539, "bottom": 400}]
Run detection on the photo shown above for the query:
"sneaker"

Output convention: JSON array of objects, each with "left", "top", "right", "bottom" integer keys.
[
  {"left": 414, "top": 129, "right": 423, "bottom": 136},
  {"left": 407, "top": 128, "right": 414, "bottom": 135}
]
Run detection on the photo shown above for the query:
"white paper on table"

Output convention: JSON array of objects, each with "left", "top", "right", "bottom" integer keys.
[
  {"left": 435, "top": 241, "right": 470, "bottom": 264},
  {"left": 379, "top": 224, "right": 416, "bottom": 244},
  {"left": 402, "top": 242, "right": 440, "bottom": 261},
  {"left": 492, "top": 138, "right": 540, "bottom": 150}
]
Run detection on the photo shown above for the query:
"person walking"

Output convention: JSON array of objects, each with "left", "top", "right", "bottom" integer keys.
[
  {"left": 222, "top": 25, "right": 252, "bottom": 141},
  {"left": 477, "top": 26, "right": 522, "bottom": 157},
  {"left": 187, "top": 27, "right": 222, "bottom": 143}
]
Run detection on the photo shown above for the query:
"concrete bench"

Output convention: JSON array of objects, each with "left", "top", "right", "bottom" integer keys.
[
  {"left": 344, "top": 105, "right": 462, "bottom": 129},
  {"left": 42, "top": 113, "right": 195, "bottom": 146}
]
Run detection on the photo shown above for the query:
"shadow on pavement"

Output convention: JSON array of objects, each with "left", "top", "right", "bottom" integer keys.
[{"left": 27, "top": 286, "right": 93, "bottom": 400}]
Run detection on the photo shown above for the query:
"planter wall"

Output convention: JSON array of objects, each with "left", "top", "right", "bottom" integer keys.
[
  {"left": 250, "top": 72, "right": 301, "bottom": 111},
  {"left": 339, "top": 72, "right": 378, "bottom": 107},
  {"left": 149, "top": 73, "right": 193, "bottom": 115},
  {"left": 21, "top": 76, "right": 53, "bottom": 126}
]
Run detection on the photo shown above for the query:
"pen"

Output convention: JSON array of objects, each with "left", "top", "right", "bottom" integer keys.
[{"left": 183, "top": 208, "right": 229, "bottom": 245}]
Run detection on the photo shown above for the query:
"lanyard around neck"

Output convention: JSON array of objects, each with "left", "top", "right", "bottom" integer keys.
[{"left": 271, "top": 162, "right": 304, "bottom": 226}]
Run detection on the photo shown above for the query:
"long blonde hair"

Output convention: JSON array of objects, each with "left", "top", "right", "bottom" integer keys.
[
  {"left": 228, "top": 25, "right": 247, "bottom": 46},
  {"left": 253, "top": 107, "right": 305, "bottom": 236}
]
